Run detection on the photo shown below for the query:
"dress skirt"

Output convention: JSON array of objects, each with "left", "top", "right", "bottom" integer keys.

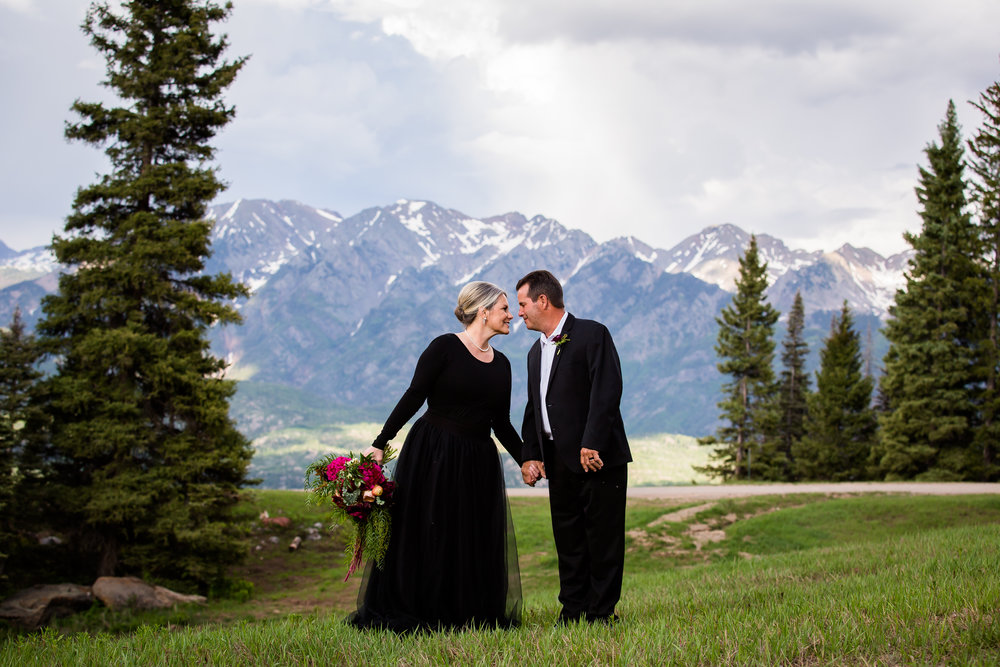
[{"left": 347, "top": 415, "right": 522, "bottom": 632}]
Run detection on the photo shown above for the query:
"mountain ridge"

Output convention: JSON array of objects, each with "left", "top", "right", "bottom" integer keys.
[{"left": 1, "top": 197, "right": 906, "bottom": 445}]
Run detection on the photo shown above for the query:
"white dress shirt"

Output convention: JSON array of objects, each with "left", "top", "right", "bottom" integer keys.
[{"left": 539, "top": 312, "right": 568, "bottom": 438}]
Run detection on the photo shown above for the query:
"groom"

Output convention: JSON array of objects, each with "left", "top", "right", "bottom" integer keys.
[{"left": 516, "top": 269, "right": 631, "bottom": 625}]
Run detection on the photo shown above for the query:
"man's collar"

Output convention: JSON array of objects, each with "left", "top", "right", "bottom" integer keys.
[{"left": 540, "top": 311, "right": 569, "bottom": 345}]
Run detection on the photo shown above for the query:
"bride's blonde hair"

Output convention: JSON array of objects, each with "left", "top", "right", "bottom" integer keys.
[{"left": 455, "top": 281, "right": 506, "bottom": 326}]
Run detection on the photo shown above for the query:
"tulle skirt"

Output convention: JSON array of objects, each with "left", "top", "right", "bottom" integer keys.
[{"left": 347, "top": 415, "right": 522, "bottom": 632}]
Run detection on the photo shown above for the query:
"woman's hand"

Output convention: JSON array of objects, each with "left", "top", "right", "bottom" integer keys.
[
  {"left": 364, "top": 446, "right": 384, "bottom": 464},
  {"left": 521, "top": 460, "right": 546, "bottom": 486}
]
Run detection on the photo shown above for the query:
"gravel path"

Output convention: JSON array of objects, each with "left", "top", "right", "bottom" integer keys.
[{"left": 507, "top": 481, "right": 1000, "bottom": 500}]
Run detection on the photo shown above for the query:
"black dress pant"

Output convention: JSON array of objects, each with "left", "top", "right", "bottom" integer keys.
[{"left": 543, "top": 439, "right": 627, "bottom": 620}]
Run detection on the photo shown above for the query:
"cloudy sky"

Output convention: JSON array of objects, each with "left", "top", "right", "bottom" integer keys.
[{"left": 1, "top": 0, "right": 998, "bottom": 256}]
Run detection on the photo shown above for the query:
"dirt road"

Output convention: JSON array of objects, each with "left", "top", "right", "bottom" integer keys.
[{"left": 507, "top": 481, "right": 1000, "bottom": 500}]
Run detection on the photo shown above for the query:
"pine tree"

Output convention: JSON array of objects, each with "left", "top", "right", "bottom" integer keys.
[
  {"left": 968, "top": 73, "right": 1000, "bottom": 481},
  {"left": 36, "top": 0, "right": 253, "bottom": 589},
  {"left": 698, "top": 235, "right": 780, "bottom": 480},
  {"left": 0, "top": 309, "right": 49, "bottom": 581},
  {"left": 793, "top": 302, "right": 876, "bottom": 480},
  {"left": 774, "top": 291, "right": 810, "bottom": 479},
  {"left": 875, "top": 101, "right": 984, "bottom": 481}
]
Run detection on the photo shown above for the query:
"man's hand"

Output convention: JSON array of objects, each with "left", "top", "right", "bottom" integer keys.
[
  {"left": 521, "top": 460, "right": 546, "bottom": 486},
  {"left": 580, "top": 448, "right": 603, "bottom": 472},
  {"left": 363, "top": 446, "right": 384, "bottom": 465}
]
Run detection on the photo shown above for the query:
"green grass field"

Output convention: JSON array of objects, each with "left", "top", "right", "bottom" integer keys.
[{"left": 2, "top": 491, "right": 999, "bottom": 665}]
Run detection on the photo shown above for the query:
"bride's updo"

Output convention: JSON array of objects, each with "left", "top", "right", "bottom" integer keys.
[{"left": 455, "top": 281, "right": 506, "bottom": 326}]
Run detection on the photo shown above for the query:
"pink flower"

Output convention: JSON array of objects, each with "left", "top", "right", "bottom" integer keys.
[
  {"left": 325, "top": 456, "right": 350, "bottom": 481},
  {"left": 359, "top": 460, "right": 386, "bottom": 487}
]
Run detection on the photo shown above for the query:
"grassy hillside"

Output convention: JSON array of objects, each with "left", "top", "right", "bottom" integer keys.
[
  {"left": 249, "top": 423, "right": 712, "bottom": 489},
  {"left": 4, "top": 491, "right": 999, "bottom": 664}
]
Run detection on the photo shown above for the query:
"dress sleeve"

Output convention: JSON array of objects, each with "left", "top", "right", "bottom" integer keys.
[
  {"left": 372, "top": 336, "right": 449, "bottom": 450},
  {"left": 491, "top": 354, "right": 524, "bottom": 464}
]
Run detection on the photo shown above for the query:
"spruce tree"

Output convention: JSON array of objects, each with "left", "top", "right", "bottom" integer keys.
[
  {"left": 968, "top": 74, "right": 1000, "bottom": 481},
  {"left": 36, "top": 1, "right": 253, "bottom": 589},
  {"left": 699, "top": 235, "right": 780, "bottom": 480},
  {"left": 774, "top": 291, "right": 810, "bottom": 479},
  {"left": 875, "top": 101, "right": 983, "bottom": 481},
  {"left": 0, "top": 309, "right": 49, "bottom": 581},
  {"left": 793, "top": 302, "right": 876, "bottom": 480}
]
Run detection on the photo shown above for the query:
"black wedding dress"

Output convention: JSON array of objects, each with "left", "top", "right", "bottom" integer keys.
[{"left": 347, "top": 334, "right": 523, "bottom": 632}]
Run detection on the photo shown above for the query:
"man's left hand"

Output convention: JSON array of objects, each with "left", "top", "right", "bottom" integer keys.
[{"left": 580, "top": 448, "right": 603, "bottom": 472}]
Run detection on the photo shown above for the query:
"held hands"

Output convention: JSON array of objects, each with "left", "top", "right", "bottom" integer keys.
[
  {"left": 521, "top": 460, "right": 546, "bottom": 486},
  {"left": 363, "top": 446, "right": 384, "bottom": 465},
  {"left": 580, "top": 447, "right": 603, "bottom": 472}
]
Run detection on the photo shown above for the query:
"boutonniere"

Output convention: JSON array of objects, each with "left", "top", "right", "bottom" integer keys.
[{"left": 551, "top": 333, "right": 570, "bottom": 355}]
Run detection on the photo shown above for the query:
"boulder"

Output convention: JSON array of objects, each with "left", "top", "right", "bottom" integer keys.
[
  {"left": 91, "top": 576, "right": 206, "bottom": 611},
  {"left": 0, "top": 583, "right": 93, "bottom": 629}
]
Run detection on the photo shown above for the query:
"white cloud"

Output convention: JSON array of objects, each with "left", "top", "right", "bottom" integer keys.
[
  {"left": 1, "top": 0, "right": 999, "bottom": 257},
  {"left": 312, "top": 0, "right": 999, "bottom": 256},
  {"left": 0, "top": 0, "right": 35, "bottom": 12}
]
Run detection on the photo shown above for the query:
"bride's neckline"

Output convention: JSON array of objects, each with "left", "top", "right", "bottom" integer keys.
[{"left": 453, "top": 332, "right": 495, "bottom": 364}]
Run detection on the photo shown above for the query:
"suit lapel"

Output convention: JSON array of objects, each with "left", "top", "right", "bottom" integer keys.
[
  {"left": 527, "top": 340, "right": 542, "bottom": 401},
  {"left": 546, "top": 313, "right": 575, "bottom": 392}
]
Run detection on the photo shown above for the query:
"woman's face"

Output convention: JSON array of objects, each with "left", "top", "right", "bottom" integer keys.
[{"left": 484, "top": 294, "right": 514, "bottom": 335}]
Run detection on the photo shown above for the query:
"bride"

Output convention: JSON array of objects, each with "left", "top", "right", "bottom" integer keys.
[{"left": 347, "top": 281, "right": 523, "bottom": 632}]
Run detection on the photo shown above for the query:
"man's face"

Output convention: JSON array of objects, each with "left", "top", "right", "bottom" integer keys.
[{"left": 517, "top": 284, "right": 543, "bottom": 332}]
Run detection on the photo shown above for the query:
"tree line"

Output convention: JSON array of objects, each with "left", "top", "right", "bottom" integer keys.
[
  {"left": 0, "top": 1, "right": 251, "bottom": 596},
  {"left": 700, "top": 78, "right": 1000, "bottom": 483}
]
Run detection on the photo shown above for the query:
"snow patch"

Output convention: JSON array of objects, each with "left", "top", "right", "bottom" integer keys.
[
  {"left": 222, "top": 200, "right": 241, "bottom": 220},
  {"left": 315, "top": 208, "right": 341, "bottom": 223}
]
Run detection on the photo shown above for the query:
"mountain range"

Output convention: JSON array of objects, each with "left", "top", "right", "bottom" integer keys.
[{"left": 1, "top": 198, "right": 911, "bottom": 444}]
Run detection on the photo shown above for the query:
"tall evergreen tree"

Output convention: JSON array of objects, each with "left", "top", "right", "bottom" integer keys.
[
  {"left": 774, "top": 291, "right": 810, "bottom": 479},
  {"left": 698, "top": 235, "right": 780, "bottom": 480},
  {"left": 794, "top": 302, "right": 876, "bottom": 480},
  {"left": 876, "top": 101, "right": 983, "bottom": 481},
  {"left": 968, "top": 74, "right": 1000, "bottom": 481},
  {"left": 0, "top": 309, "right": 49, "bottom": 581},
  {"left": 36, "top": 0, "right": 253, "bottom": 589}
]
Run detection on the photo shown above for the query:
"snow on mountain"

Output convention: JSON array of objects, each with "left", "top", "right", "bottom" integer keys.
[
  {"left": 655, "top": 224, "right": 912, "bottom": 317},
  {"left": 0, "top": 245, "right": 58, "bottom": 291},
  {"left": 0, "top": 246, "right": 56, "bottom": 273},
  {"left": 205, "top": 199, "right": 342, "bottom": 292},
  {"left": 1, "top": 200, "right": 915, "bottom": 322},
  {"left": 659, "top": 224, "right": 820, "bottom": 290}
]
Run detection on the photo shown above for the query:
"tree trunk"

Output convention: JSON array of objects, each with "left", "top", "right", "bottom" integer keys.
[{"left": 97, "top": 536, "right": 118, "bottom": 577}]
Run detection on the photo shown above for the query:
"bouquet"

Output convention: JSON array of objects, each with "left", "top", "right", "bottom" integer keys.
[{"left": 305, "top": 446, "right": 397, "bottom": 580}]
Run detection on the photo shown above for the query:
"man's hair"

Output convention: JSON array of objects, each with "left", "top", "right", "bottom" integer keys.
[{"left": 516, "top": 270, "right": 565, "bottom": 309}]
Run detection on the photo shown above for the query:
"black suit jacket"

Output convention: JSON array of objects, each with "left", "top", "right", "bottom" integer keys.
[{"left": 521, "top": 313, "right": 632, "bottom": 472}]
